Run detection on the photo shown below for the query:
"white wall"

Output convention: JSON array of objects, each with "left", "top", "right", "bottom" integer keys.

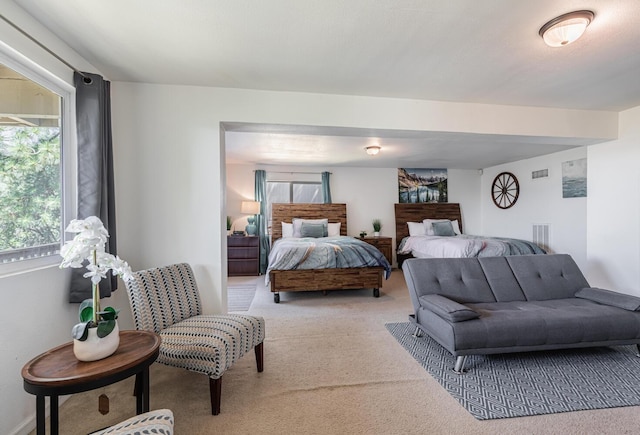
[
  {"left": 586, "top": 106, "right": 640, "bottom": 295},
  {"left": 481, "top": 147, "right": 588, "bottom": 269}
]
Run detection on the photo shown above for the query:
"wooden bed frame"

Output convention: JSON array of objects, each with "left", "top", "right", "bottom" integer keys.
[
  {"left": 394, "top": 203, "right": 463, "bottom": 266},
  {"left": 269, "top": 203, "right": 384, "bottom": 303}
]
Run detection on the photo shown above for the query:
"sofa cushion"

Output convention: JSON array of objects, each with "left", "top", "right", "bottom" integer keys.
[
  {"left": 419, "top": 294, "right": 480, "bottom": 322},
  {"left": 452, "top": 298, "right": 640, "bottom": 351},
  {"left": 478, "top": 256, "right": 526, "bottom": 302},
  {"left": 575, "top": 287, "right": 640, "bottom": 311},
  {"left": 506, "top": 254, "right": 589, "bottom": 301},
  {"left": 402, "top": 258, "right": 496, "bottom": 303}
]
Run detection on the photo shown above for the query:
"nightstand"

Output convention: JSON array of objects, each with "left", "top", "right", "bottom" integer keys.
[
  {"left": 227, "top": 236, "right": 260, "bottom": 276},
  {"left": 356, "top": 236, "right": 392, "bottom": 264}
]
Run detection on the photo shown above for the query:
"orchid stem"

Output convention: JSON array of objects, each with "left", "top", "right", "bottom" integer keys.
[{"left": 92, "top": 250, "right": 100, "bottom": 325}]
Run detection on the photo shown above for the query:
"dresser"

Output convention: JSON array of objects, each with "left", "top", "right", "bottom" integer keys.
[
  {"left": 356, "top": 236, "right": 393, "bottom": 264},
  {"left": 227, "top": 236, "right": 260, "bottom": 276}
]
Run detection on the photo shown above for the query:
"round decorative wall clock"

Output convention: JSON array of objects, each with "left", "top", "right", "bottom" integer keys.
[{"left": 491, "top": 172, "right": 519, "bottom": 209}]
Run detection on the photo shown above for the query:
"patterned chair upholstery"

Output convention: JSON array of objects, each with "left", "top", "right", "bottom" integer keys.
[
  {"left": 124, "top": 263, "right": 265, "bottom": 415},
  {"left": 91, "top": 409, "right": 174, "bottom": 434}
]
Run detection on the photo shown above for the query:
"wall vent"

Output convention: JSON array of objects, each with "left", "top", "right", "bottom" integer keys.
[
  {"left": 532, "top": 169, "right": 549, "bottom": 179},
  {"left": 532, "top": 224, "right": 550, "bottom": 252}
]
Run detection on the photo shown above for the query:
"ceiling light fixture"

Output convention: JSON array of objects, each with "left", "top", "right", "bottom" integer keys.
[
  {"left": 539, "top": 10, "right": 594, "bottom": 47},
  {"left": 365, "top": 145, "right": 381, "bottom": 156}
]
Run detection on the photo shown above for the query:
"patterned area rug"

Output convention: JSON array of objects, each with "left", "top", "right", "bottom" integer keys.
[
  {"left": 227, "top": 285, "right": 257, "bottom": 311},
  {"left": 386, "top": 322, "right": 640, "bottom": 420}
]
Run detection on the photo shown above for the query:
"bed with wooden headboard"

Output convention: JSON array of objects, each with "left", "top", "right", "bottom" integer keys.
[
  {"left": 394, "top": 203, "right": 463, "bottom": 266},
  {"left": 268, "top": 203, "right": 385, "bottom": 303},
  {"left": 394, "top": 203, "right": 463, "bottom": 242},
  {"left": 394, "top": 202, "right": 545, "bottom": 265}
]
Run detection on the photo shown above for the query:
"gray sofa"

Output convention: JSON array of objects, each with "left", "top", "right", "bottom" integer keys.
[{"left": 402, "top": 254, "right": 640, "bottom": 373}]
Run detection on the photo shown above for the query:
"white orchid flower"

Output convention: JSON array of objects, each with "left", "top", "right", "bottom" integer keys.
[{"left": 60, "top": 216, "right": 132, "bottom": 285}]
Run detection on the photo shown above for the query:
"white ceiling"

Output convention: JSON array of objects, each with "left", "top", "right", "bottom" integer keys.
[{"left": 13, "top": 0, "right": 640, "bottom": 168}]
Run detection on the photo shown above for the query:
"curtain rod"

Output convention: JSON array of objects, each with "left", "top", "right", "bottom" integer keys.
[{"left": 0, "top": 13, "right": 90, "bottom": 80}]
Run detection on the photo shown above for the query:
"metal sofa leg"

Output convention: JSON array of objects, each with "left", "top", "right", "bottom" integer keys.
[
  {"left": 454, "top": 356, "right": 467, "bottom": 374},
  {"left": 412, "top": 327, "right": 422, "bottom": 338},
  {"left": 636, "top": 344, "right": 640, "bottom": 357},
  {"left": 255, "top": 342, "right": 264, "bottom": 372},
  {"left": 210, "top": 376, "right": 222, "bottom": 415}
]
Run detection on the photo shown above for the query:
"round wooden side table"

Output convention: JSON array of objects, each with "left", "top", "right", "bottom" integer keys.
[{"left": 22, "top": 330, "right": 160, "bottom": 435}]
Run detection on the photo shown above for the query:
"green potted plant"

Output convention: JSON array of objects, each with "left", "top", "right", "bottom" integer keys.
[
  {"left": 227, "top": 216, "right": 233, "bottom": 234},
  {"left": 60, "top": 216, "right": 132, "bottom": 361},
  {"left": 372, "top": 219, "right": 382, "bottom": 237}
]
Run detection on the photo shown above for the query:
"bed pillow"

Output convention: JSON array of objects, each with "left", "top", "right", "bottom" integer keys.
[
  {"left": 327, "top": 222, "right": 341, "bottom": 237},
  {"left": 407, "top": 222, "right": 426, "bottom": 236},
  {"left": 281, "top": 222, "right": 294, "bottom": 238},
  {"left": 292, "top": 218, "right": 328, "bottom": 238},
  {"left": 451, "top": 219, "right": 462, "bottom": 235},
  {"left": 300, "top": 222, "right": 328, "bottom": 238},
  {"left": 423, "top": 219, "right": 450, "bottom": 236},
  {"left": 432, "top": 221, "right": 456, "bottom": 237}
]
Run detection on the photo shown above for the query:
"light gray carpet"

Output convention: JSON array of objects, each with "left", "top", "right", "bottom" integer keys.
[
  {"left": 36, "top": 272, "right": 640, "bottom": 435},
  {"left": 227, "top": 284, "right": 257, "bottom": 311},
  {"left": 386, "top": 321, "right": 640, "bottom": 420}
]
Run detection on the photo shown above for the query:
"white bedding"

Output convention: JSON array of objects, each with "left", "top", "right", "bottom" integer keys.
[
  {"left": 398, "top": 234, "right": 546, "bottom": 258},
  {"left": 399, "top": 235, "right": 484, "bottom": 258}
]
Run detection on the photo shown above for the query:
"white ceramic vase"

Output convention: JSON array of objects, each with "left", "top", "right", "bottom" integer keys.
[
  {"left": 73, "top": 322, "right": 120, "bottom": 362},
  {"left": 373, "top": 232, "right": 380, "bottom": 237}
]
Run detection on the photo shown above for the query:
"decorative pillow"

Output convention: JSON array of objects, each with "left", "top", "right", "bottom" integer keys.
[
  {"left": 432, "top": 221, "right": 456, "bottom": 237},
  {"left": 419, "top": 294, "right": 480, "bottom": 322},
  {"left": 407, "top": 222, "right": 426, "bottom": 236},
  {"left": 327, "top": 222, "right": 341, "bottom": 237},
  {"left": 575, "top": 287, "right": 640, "bottom": 311},
  {"left": 292, "top": 218, "right": 328, "bottom": 238},
  {"left": 423, "top": 219, "right": 450, "bottom": 236},
  {"left": 300, "top": 222, "right": 327, "bottom": 238},
  {"left": 281, "top": 222, "right": 294, "bottom": 238}
]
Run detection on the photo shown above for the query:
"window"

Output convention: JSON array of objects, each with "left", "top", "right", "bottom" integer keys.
[
  {"left": 0, "top": 54, "right": 74, "bottom": 273},
  {"left": 266, "top": 180, "right": 322, "bottom": 228}
]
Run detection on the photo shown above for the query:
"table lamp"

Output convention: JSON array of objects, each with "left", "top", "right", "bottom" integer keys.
[{"left": 241, "top": 200, "right": 260, "bottom": 236}]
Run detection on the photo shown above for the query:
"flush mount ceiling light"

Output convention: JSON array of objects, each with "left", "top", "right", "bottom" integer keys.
[
  {"left": 365, "top": 145, "right": 381, "bottom": 156},
  {"left": 539, "top": 10, "right": 594, "bottom": 47}
]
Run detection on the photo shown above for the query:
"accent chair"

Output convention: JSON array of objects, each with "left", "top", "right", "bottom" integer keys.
[{"left": 124, "top": 263, "right": 265, "bottom": 415}]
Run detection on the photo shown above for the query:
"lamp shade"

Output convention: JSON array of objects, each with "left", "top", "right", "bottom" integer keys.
[
  {"left": 241, "top": 201, "right": 260, "bottom": 215},
  {"left": 539, "top": 10, "right": 594, "bottom": 47}
]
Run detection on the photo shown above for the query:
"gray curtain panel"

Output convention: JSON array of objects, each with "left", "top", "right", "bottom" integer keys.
[
  {"left": 255, "top": 170, "right": 270, "bottom": 274},
  {"left": 322, "top": 171, "right": 332, "bottom": 203},
  {"left": 69, "top": 71, "right": 118, "bottom": 303}
]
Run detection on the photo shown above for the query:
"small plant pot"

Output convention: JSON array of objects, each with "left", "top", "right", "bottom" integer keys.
[
  {"left": 73, "top": 322, "right": 120, "bottom": 362},
  {"left": 373, "top": 232, "right": 380, "bottom": 237}
]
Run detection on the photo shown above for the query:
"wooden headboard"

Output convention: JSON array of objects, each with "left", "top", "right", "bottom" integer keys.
[
  {"left": 271, "top": 203, "right": 348, "bottom": 241},
  {"left": 394, "top": 203, "right": 463, "bottom": 247}
]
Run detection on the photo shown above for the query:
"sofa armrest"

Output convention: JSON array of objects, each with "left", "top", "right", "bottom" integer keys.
[
  {"left": 575, "top": 287, "right": 640, "bottom": 311},
  {"left": 418, "top": 294, "right": 480, "bottom": 322}
]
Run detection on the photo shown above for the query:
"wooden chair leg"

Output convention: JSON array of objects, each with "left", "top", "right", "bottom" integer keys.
[
  {"left": 255, "top": 342, "right": 264, "bottom": 372},
  {"left": 209, "top": 377, "right": 222, "bottom": 415}
]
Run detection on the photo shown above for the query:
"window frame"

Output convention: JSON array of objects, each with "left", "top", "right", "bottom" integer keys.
[
  {"left": 266, "top": 180, "right": 322, "bottom": 231},
  {"left": 0, "top": 45, "right": 76, "bottom": 277}
]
